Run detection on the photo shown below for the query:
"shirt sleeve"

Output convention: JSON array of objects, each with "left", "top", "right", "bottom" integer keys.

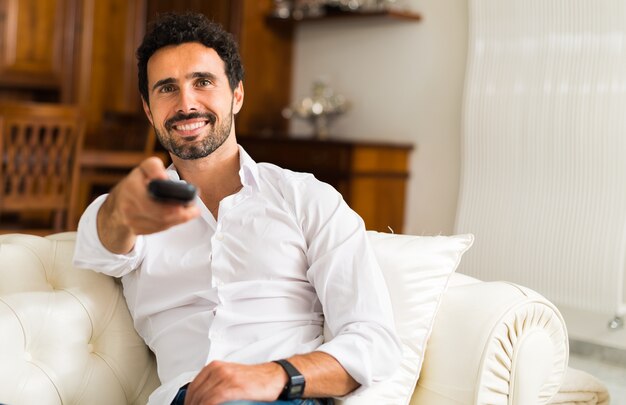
[
  {"left": 290, "top": 175, "right": 402, "bottom": 391},
  {"left": 72, "top": 194, "right": 146, "bottom": 277}
]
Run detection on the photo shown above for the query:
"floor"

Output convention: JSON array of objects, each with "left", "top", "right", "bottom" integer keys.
[{"left": 561, "top": 306, "right": 626, "bottom": 404}]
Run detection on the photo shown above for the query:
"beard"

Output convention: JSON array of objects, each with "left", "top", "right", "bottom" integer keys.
[{"left": 154, "top": 108, "right": 234, "bottom": 160}]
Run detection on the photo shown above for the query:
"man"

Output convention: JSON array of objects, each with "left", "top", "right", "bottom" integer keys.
[{"left": 74, "top": 12, "right": 400, "bottom": 405}]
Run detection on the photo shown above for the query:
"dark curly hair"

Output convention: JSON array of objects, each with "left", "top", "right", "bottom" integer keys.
[{"left": 137, "top": 12, "right": 244, "bottom": 103}]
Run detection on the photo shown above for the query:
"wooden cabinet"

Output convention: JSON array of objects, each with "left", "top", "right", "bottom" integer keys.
[
  {"left": 0, "top": 0, "right": 79, "bottom": 101},
  {"left": 239, "top": 137, "right": 413, "bottom": 233}
]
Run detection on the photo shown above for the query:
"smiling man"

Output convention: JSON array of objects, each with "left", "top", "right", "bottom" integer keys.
[{"left": 73, "top": 12, "right": 400, "bottom": 405}]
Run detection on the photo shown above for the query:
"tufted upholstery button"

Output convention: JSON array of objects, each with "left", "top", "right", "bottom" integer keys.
[
  {"left": 23, "top": 352, "right": 32, "bottom": 362},
  {"left": 87, "top": 344, "right": 94, "bottom": 353}
]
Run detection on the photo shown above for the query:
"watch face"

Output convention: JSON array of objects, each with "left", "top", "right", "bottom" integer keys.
[
  {"left": 288, "top": 384, "right": 304, "bottom": 397},
  {"left": 287, "top": 374, "right": 305, "bottom": 399}
]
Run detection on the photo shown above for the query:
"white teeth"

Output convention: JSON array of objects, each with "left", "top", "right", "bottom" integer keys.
[{"left": 176, "top": 121, "right": 205, "bottom": 131}]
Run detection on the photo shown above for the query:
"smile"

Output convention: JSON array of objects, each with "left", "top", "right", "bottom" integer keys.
[
  {"left": 174, "top": 121, "right": 207, "bottom": 131},
  {"left": 165, "top": 112, "right": 216, "bottom": 134}
]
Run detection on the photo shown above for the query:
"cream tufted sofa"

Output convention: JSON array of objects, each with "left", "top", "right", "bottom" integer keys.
[{"left": 0, "top": 233, "right": 569, "bottom": 405}]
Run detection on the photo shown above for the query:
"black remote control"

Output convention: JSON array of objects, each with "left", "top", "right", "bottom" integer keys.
[{"left": 148, "top": 179, "right": 197, "bottom": 204}]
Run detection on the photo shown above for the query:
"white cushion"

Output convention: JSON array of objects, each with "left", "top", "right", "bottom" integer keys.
[{"left": 339, "top": 232, "right": 474, "bottom": 405}]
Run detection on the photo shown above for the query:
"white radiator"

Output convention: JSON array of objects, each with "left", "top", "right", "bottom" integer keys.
[{"left": 455, "top": 0, "right": 626, "bottom": 317}]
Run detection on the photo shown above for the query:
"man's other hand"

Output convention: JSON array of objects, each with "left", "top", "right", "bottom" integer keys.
[{"left": 184, "top": 360, "right": 286, "bottom": 405}]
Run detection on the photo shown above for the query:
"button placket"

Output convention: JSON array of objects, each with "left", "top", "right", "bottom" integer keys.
[{"left": 211, "top": 222, "right": 223, "bottom": 287}]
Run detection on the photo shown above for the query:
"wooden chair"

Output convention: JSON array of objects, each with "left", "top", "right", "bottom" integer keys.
[{"left": 0, "top": 102, "right": 85, "bottom": 236}]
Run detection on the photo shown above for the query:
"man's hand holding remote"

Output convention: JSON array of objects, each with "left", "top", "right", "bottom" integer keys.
[{"left": 96, "top": 157, "right": 200, "bottom": 254}]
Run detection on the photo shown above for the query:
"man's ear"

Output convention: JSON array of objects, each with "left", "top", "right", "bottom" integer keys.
[
  {"left": 233, "top": 81, "right": 244, "bottom": 115},
  {"left": 142, "top": 96, "right": 154, "bottom": 126}
]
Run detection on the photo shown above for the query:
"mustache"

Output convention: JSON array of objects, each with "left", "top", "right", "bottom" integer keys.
[{"left": 165, "top": 112, "right": 217, "bottom": 130}]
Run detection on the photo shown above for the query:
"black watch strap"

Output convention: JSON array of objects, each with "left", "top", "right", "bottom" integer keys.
[{"left": 273, "top": 359, "right": 306, "bottom": 400}]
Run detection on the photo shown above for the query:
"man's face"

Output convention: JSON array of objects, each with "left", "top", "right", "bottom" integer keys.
[{"left": 142, "top": 42, "right": 243, "bottom": 160}]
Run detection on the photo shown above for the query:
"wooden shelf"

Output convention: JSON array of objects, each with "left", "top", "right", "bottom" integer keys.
[{"left": 266, "top": 8, "right": 422, "bottom": 26}]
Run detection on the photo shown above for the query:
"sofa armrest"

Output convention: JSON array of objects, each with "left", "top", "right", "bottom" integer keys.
[{"left": 410, "top": 281, "right": 569, "bottom": 405}]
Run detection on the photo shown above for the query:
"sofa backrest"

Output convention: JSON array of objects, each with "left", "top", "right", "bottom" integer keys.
[{"left": 0, "top": 232, "right": 159, "bottom": 405}]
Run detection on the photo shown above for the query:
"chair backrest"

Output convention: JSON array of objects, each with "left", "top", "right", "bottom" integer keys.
[{"left": 0, "top": 102, "right": 85, "bottom": 234}]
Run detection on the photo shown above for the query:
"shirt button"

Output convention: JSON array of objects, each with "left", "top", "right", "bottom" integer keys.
[{"left": 216, "top": 233, "right": 224, "bottom": 241}]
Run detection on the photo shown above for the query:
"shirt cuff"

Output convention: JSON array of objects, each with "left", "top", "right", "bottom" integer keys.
[{"left": 315, "top": 328, "right": 400, "bottom": 397}]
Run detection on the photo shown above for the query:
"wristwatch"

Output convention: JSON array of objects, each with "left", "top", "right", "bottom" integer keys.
[{"left": 273, "top": 359, "right": 306, "bottom": 400}]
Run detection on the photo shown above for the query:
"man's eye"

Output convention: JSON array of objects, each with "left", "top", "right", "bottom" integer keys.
[
  {"left": 197, "top": 79, "right": 212, "bottom": 87},
  {"left": 160, "top": 85, "right": 176, "bottom": 93}
]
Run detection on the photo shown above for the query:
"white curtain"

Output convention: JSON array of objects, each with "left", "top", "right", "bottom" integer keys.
[{"left": 456, "top": 0, "right": 626, "bottom": 316}]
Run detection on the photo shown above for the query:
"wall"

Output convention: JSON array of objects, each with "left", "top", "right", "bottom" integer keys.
[{"left": 290, "top": 0, "right": 468, "bottom": 235}]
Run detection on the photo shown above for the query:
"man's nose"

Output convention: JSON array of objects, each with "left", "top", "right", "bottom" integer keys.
[{"left": 176, "top": 88, "right": 198, "bottom": 113}]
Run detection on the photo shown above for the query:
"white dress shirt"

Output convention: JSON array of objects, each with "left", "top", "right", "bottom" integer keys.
[{"left": 73, "top": 146, "right": 401, "bottom": 405}]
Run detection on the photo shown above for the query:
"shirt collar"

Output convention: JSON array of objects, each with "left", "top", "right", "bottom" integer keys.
[
  {"left": 165, "top": 145, "right": 261, "bottom": 193},
  {"left": 237, "top": 145, "right": 261, "bottom": 192}
]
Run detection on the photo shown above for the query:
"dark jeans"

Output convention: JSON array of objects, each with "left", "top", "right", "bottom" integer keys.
[{"left": 170, "top": 384, "right": 333, "bottom": 405}]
